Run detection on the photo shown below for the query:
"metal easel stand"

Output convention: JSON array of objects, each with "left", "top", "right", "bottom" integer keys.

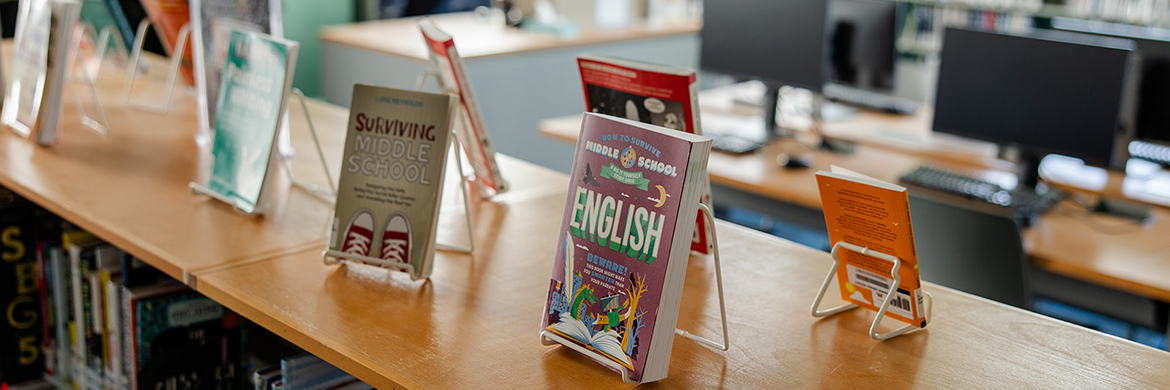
[
  {"left": 321, "top": 131, "right": 477, "bottom": 280},
  {"left": 540, "top": 204, "right": 729, "bottom": 384},
  {"left": 122, "top": 19, "right": 188, "bottom": 115},
  {"left": 67, "top": 24, "right": 120, "bottom": 134},
  {"left": 810, "top": 241, "right": 934, "bottom": 341},
  {"left": 279, "top": 88, "right": 337, "bottom": 198}
]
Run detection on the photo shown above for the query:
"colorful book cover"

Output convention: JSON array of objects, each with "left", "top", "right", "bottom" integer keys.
[
  {"left": 815, "top": 166, "right": 926, "bottom": 327},
  {"left": 329, "top": 84, "right": 458, "bottom": 280},
  {"left": 0, "top": 200, "right": 57, "bottom": 384},
  {"left": 2, "top": 0, "right": 53, "bottom": 139},
  {"left": 206, "top": 31, "right": 298, "bottom": 213},
  {"left": 190, "top": 0, "right": 282, "bottom": 135},
  {"left": 129, "top": 287, "right": 243, "bottom": 390},
  {"left": 79, "top": 0, "right": 123, "bottom": 53},
  {"left": 542, "top": 112, "right": 710, "bottom": 383},
  {"left": 418, "top": 17, "right": 509, "bottom": 196},
  {"left": 140, "top": 0, "right": 196, "bottom": 85},
  {"left": 576, "top": 54, "right": 715, "bottom": 255}
]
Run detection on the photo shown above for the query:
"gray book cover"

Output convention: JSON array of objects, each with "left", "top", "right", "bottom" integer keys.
[{"left": 330, "top": 85, "right": 459, "bottom": 280}]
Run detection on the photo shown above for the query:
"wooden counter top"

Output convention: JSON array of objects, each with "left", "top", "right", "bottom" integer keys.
[{"left": 319, "top": 12, "right": 701, "bottom": 62}]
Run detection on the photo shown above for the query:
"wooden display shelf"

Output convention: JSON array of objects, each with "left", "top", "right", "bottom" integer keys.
[
  {"left": 319, "top": 12, "right": 701, "bottom": 62},
  {"left": 197, "top": 189, "right": 1170, "bottom": 389}
]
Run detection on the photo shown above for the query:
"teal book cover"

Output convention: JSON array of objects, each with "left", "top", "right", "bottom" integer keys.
[{"left": 207, "top": 31, "right": 298, "bottom": 213}]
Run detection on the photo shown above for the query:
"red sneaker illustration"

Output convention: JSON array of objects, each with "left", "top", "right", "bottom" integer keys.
[
  {"left": 342, "top": 211, "right": 375, "bottom": 257},
  {"left": 381, "top": 214, "right": 410, "bottom": 264}
]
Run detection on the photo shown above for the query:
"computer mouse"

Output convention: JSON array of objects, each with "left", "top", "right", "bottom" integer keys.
[{"left": 777, "top": 153, "right": 812, "bottom": 169}]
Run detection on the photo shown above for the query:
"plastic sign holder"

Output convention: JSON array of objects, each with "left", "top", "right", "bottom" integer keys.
[
  {"left": 122, "top": 19, "right": 188, "bottom": 115},
  {"left": 811, "top": 241, "right": 934, "bottom": 341},
  {"left": 279, "top": 88, "right": 337, "bottom": 198},
  {"left": 541, "top": 204, "right": 730, "bottom": 384},
  {"left": 67, "top": 24, "right": 123, "bottom": 134}
]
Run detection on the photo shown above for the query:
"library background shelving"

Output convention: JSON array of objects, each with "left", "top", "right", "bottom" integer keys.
[{"left": 5, "top": 45, "right": 1170, "bottom": 389}]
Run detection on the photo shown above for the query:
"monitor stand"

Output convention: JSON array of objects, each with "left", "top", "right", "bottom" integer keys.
[{"left": 763, "top": 83, "right": 854, "bottom": 155}]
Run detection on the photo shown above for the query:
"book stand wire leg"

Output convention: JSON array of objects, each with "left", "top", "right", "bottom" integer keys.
[
  {"left": 279, "top": 88, "right": 337, "bottom": 198},
  {"left": 68, "top": 24, "right": 116, "bottom": 135},
  {"left": 321, "top": 132, "right": 476, "bottom": 280},
  {"left": 810, "top": 241, "right": 933, "bottom": 341},
  {"left": 541, "top": 204, "right": 730, "bottom": 384},
  {"left": 188, "top": 181, "right": 254, "bottom": 215},
  {"left": 122, "top": 20, "right": 188, "bottom": 115}
]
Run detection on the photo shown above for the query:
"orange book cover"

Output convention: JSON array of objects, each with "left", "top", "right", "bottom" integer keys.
[
  {"left": 815, "top": 166, "right": 925, "bottom": 327},
  {"left": 140, "top": 0, "right": 195, "bottom": 85}
]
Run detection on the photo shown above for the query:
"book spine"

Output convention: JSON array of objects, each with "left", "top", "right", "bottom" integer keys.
[
  {"left": 0, "top": 206, "right": 46, "bottom": 384},
  {"left": 69, "top": 244, "right": 85, "bottom": 389},
  {"left": 103, "top": 0, "right": 137, "bottom": 50},
  {"left": 36, "top": 242, "right": 53, "bottom": 376},
  {"left": 104, "top": 278, "right": 121, "bottom": 387},
  {"left": 50, "top": 247, "right": 71, "bottom": 381},
  {"left": 121, "top": 285, "right": 135, "bottom": 389}
]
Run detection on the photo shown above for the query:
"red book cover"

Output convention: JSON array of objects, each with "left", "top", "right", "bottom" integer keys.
[
  {"left": 576, "top": 54, "right": 714, "bottom": 255},
  {"left": 139, "top": 0, "right": 195, "bottom": 85}
]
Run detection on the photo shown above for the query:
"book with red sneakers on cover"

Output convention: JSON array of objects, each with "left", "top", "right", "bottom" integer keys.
[
  {"left": 576, "top": 54, "right": 714, "bottom": 255},
  {"left": 418, "top": 17, "right": 509, "bottom": 196},
  {"left": 541, "top": 112, "right": 711, "bottom": 383},
  {"left": 329, "top": 84, "right": 459, "bottom": 280}
]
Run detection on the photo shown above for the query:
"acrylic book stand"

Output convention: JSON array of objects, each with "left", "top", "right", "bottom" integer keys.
[
  {"left": 541, "top": 204, "right": 730, "bottom": 384},
  {"left": 67, "top": 23, "right": 125, "bottom": 135},
  {"left": 122, "top": 19, "right": 189, "bottom": 116},
  {"left": 811, "top": 241, "right": 934, "bottom": 341}
]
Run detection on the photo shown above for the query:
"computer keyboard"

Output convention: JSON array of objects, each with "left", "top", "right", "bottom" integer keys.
[
  {"left": 710, "top": 134, "right": 764, "bottom": 154},
  {"left": 898, "top": 166, "right": 1063, "bottom": 216},
  {"left": 822, "top": 84, "right": 918, "bottom": 115},
  {"left": 1129, "top": 140, "right": 1170, "bottom": 166}
]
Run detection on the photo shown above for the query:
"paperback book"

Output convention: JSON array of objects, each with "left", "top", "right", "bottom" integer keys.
[
  {"left": 329, "top": 84, "right": 459, "bottom": 280},
  {"left": 577, "top": 54, "right": 714, "bottom": 254},
  {"left": 418, "top": 17, "right": 509, "bottom": 196},
  {"left": 541, "top": 112, "right": 711, "bottom": 383},
  {"left": 2, "top": 0, "right": 81, "bottom": 146},
  {"left": 202, "top": 31, "right": 298, "bottom": 213},
  {"left": 815, "top": 166, "right": 926, "bottom": 327},
  {"left": 189, "top": 0, "right": 283, "bottom": 136}
]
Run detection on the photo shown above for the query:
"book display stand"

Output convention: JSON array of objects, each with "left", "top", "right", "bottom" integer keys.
[
  {"left": 810, "top": 242, "right": 934, "bottom": 341},
  {"left": 540, "top": 203, "right": 730, "bottom": 384},
  {"left": 280, "top": 88, "right": 337, "bottom": 198},
  {"left": 68, "top": 24, "right": 122, "bottom": 134},
  {"left": 122, "top": 19, "right": 188, "bottom": 115}
]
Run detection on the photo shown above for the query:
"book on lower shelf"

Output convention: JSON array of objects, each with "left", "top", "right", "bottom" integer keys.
[
  {"left": 329, "top": 84, "right": 459, "bottom": 280},
  {"left": 576, "top": 54, "right": 715, "bottom": 255},
  {"left": 541, "top": 112, "right": 711, "bottom": 383},
  {"left": 418, "top": 17, "right": 509, "bottom": 196},
  {"left": 815, "top": 166, "right": 926, "bottom": 327},
  {"left": 0, "top": 199, "right": 59, "bottom": 385},
  {"left": 201, "top": 30, "right": 298, "bottom": 214}
]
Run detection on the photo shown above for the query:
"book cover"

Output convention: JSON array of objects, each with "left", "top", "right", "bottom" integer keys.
[
  {"left": 329, "top": 84, "right": 458, "bottom": 280},
  {"left": 2, "top": 0, "right": 53, "bottom": 139},
  {"left": 79, "top": 0, "right": 125, "bottom": 54},
  {"left": 205, "top": 31, "right": 298, "bottom": 213},
  {"left": 576, "top": 54, "right": 715, "bottom": 255},
  {"left": 815, "top": 166, "right": 926, "bottom": 327},
  {"left": 418, "top": 18, "right": 509, "bottom": 196},
  {"left": 0, "top": 200, "right": 56, "bottom": 384},
  {"left": 542, "top": 112, "right": 711, "bottom": 382},
  {"left": 100, "top": 0, "right": 137, "bottom": 51},
  {"left": 127, "top": 286, "right": 243, "bottom": 390},
  {"left": 139, "top": 0, "right": 196, "bottom": 85},
  {"left": 189, "top": 0, "right": 282, "bottom": 136}
]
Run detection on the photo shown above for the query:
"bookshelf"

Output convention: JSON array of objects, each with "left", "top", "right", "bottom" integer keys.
[{"left": 5, "top": 44, "right": 1170, "bottom": 389}]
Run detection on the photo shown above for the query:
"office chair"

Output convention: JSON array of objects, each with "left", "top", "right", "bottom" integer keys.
[{"left": 909, "top": 194, "right": 1030, "bottom": 309}]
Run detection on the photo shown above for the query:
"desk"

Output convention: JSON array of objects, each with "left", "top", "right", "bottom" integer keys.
[
  {"left": 4, "top": 48, "right": 1169, "bottom": 390},
  {"left": 539, "top": 114, "right": 1170, "bottom": 308},
  {"left": 319, "top": 12, "right": 700, "bottom": 172}
]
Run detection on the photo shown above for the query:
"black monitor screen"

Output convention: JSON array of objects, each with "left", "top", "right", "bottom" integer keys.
[
  {"left": 1052, "top": 20, "right": 1170, "bottom": 143},
  {"left": 826, "top": 0, "right": 897, "bottom": 91},
  {"left": 932, "top": 28, "right": 1135, "bottom": 167},
  {"left": 700, "top": 0, "right": 829, "bottom": 92}
]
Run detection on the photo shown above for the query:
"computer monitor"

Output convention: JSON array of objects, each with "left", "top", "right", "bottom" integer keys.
[
  {"left": 826, "top": 0, "right": 897, "bottom": 92},
  {"left": 932, "top": 27, "right": 1136, "bottom": 189},
  {"left": 1051, "top": 18, "right": 1170, "bottom": 143},
  {"left": 700, "top": 0, "right": 829, "bottom": 137}
]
